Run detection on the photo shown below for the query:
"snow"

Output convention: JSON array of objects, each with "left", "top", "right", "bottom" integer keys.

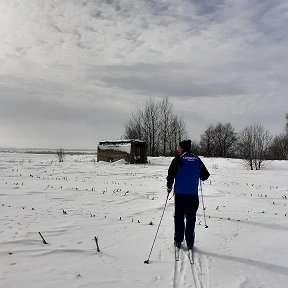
[
  {"left": 98, "top": 143, "right": 131, "bottom": 154},
  {"left": 1, "top": 152, "right": 288, "bottom": 288}
]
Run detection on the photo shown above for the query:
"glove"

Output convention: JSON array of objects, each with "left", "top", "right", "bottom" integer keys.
[{"left": 167, "top": 187, "right": 172, "bottom": 194}]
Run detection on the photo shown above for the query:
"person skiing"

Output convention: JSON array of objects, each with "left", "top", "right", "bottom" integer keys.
[{"left": 166, "top": 139, "right": 210, "bottom": 251}]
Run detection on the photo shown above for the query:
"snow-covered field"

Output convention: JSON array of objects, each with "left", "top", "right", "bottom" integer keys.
[{"left": 0, "top": 152, "right": 287, "bottom": 288}]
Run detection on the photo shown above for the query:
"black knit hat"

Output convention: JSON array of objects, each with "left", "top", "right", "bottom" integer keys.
[{"left": 179, "top": 139, "right": 191, "bottom": 152}]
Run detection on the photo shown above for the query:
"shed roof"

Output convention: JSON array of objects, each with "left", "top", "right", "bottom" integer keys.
[{"left": 99, "top": 139, "right": 145, "bottom": 145}]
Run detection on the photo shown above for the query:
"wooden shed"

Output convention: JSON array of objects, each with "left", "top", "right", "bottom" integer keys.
[{"left": 97, "top": 139, "right": 148, "bottom": 164}]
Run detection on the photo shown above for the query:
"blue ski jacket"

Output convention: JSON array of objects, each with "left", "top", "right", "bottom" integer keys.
[{"left": 167, "top": 152, "right": 210, "bottom": 195}]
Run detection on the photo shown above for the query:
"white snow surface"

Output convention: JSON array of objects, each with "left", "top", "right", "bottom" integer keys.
[
  {"left": 98, "top": 143, "right": 131, "bottom": 154},
  {"left": 0, "top": 153, "right": 288, "bottom": 288}
]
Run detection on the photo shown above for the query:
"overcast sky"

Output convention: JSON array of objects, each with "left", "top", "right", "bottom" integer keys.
[{"left": 0, "top": 0, "right": 287, "bottom": 149}]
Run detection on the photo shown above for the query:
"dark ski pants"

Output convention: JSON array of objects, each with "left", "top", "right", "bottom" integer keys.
[{"left": 174, "top": 193, "right": 199, "bottom": 247}]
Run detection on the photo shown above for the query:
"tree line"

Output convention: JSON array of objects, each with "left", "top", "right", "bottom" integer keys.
[
  {"left": 197, "top": 122, "right": 288, "bottom": 170},
  {"left": 124, "top": 98, "right": 288, "bottom": 169}
]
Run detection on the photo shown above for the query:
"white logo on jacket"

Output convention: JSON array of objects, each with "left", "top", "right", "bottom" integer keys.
[{"left": 181, "top": 152, "right": 198, "bottom": 162}]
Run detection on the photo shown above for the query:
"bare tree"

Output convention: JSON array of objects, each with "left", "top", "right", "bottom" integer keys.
[
  {"left": 177, "top": 117, "right": 188, "bottom": 144},
  {"left": 253, "top": 125, "right": 272, "bottom": 169},
  {"left": 199, "top": 124, "right": 216, "bottom": 157},
  {"left": 190, "top": 140, "right": 201, "bottom": 155},
  {"left": 168, "top": 115, "right": 178, "bottom": 155},
  {"left": 142, "top": 99, "right": 160, "bottom": 156},
  {"left": 199, "top": 122, "right": 236, "bottom": 157},
  {"left": 56, "top": 148, "right": 66, "bottom": 162},
  {"left": 158, "top": 97, "right": 173, "bottom": 156},
  {"left": 237, "top": 124, "right": 272, "bottom": 170},
  {"left": 213, "top": 122, "right": 237, "bottom": 157},
  {"left": 168, "top": 115, "right": 188, "bottom": 155},
  {"left": 124, "top": 97, "right": 188, "bottom": 156},
  {"left": 269, "top": 134, "right": 288, "bottom": 160},
  {"left": 237, "top": 126, "right": 254, "bottom": 170},
  {"left": 286, "top": 113, "right": 288, "bottom": 134},
  {"left": 124, "top": 109, "right": 143, "bottom": 140}
]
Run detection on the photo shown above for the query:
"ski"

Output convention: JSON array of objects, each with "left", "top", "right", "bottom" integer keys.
[
  {"left": 175, "top": 246, "right": 180, "bottom": 261},
  {"left": 188, "top": 248, "right": 194, "bottom": 264}
]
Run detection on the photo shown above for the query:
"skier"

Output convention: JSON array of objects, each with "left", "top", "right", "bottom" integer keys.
[{"left": 167, "top": 140, "right": 210, "bottom": 251}]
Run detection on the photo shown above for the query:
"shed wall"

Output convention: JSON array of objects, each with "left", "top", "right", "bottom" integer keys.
[{"left": 97, "top": 140, "right": 148, "bottom": 164}]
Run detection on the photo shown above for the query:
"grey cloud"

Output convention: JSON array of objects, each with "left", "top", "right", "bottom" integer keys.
[
  {"left": 101, "top": 72, "right": 246, "bottom": 98},
  {"left": 88, "top": 62, "right": 267, "bottom": 98},
  {"left": 0, "top": 94, "right": 124, "bottom": 128},
  {"left": 1, "top": 0, "right": 288, "bottom": 148},
  {"left": 192, "top": 0, "right": 225, "bottom": 16},
  {"left": 1, "top": 96, "right": 79, "bottom": 123},
  {"left": 0, "top": 93, "right": 127, "bottom": 148}
]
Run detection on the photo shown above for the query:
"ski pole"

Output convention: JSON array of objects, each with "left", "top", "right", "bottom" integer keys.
[
  {"left": 144, "top": 193, "right": 169, "bottom": 264},
  {"left": 200, "top": 181, "right": 208, "bottom": 228}
]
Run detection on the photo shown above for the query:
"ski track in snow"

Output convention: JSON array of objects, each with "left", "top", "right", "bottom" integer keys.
[
  {"left": 172, "top": 249, "right": 186, "bottom": 288},
  {"left": 193, "top": 250, "right": 210, "bottom": 288},
  {"left": 172, "top": 248, "right": 209, "bottom": 288}
]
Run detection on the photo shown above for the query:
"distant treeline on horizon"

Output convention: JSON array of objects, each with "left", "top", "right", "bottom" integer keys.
[{"left": 0, "top": 148, "right": 98, "bottom": 155}]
